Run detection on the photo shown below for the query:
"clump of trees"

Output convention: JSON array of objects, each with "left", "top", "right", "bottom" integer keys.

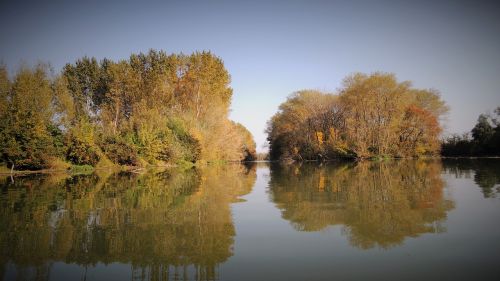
[
  {"left": 266, "top": 72, "right": 448, "bottom": 160},
  {"left": 0, "top": 50, "right": 256, "bottom": 170},
  {"left": 441, "top": 107, "right": 500, "bottom": 156}
]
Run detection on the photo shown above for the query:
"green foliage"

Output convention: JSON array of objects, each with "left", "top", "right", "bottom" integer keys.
[
  {"left": 0, "top": 50, "right": 255, "bottom": 170},
  {"left": 101, "top": 136, "right": 138, "bottom": 165},
  {"left": 472, "top": 114, "right": 494, "bottom": 147},
  {"left": 0, "top": 164, "right": 11, "bottom": 174},
  {"left": 0, "top": 65, "right": 58, "bottom": 169},
  {"left": 66, "top": 137, "right": 100, "bottom": 166},
  {"left": 70, "top": 164, "right": 95, "bottom": 174},
  {"left": 441, "top": 133, "right": 474, "bottom": 156},
  {"left": 442, "top": 108, "right": 500, "bottom": 156},
  {"left": 63, "top": 56, "right": 109, "bottom": 119},
  {"left": 64, "top": 118, "right": 100, "bottom": 166},
  {"left": 175, "top": 159, "right": 197, "bottom": 169},
  {"left": 48, "top": 124, "right": 66, "bottom": 157},
  {"left": 167, "top": 118, "right": 202, "bottom": 163}
]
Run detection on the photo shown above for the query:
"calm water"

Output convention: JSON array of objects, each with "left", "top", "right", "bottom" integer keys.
[{"left": 1, "top": 159, "right": 500, "bottom": 281}]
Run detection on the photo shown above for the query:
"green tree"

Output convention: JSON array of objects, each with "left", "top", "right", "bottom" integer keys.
[
  {"left": 63, "top": 57, "right": 109, "bottom": 120},
  {"left": 1, "top": 65, "right": 57, "bottom": 169},
  {"left": 441, "top": 107, "right": 500, "bottom": 156},
  {"left": 471, "top": 114, "right": 494, "bottom": 155}
]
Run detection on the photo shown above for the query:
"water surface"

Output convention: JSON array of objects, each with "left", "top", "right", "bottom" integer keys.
[{"left": 1, "top": 159, "right": 499, "bottom": 280}]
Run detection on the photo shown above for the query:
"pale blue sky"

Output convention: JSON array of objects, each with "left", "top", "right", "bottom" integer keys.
[{"left": 1, "top": 0, "right": 499, "bottom": 152}]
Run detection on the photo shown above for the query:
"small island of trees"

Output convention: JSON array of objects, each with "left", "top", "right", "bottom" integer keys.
[{"left": 266, "top": 72, "right": 449, "bottom": 160}]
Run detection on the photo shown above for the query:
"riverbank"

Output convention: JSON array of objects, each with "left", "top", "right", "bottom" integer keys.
[
  {"left": 0, "top": 162, "right": 181, "bottom": 177},
  {"left": 0, "top": 159, "right": 252, "bottom": 177},
  {"left": 266, "top": 155, "right": 500, "bottom": 164}
]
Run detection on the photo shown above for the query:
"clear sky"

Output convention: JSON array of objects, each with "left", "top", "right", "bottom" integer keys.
[{"left": 1, "top": 0, "right": 499, "bottom": 152}]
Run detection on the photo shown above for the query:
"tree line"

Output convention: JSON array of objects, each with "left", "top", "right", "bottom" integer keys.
[
  {"left": 266, "top": 72, "right": 448, "bottom": 160},
  {"left": 441, "top": 108, "right": 500, "bottom": 156},
  {"left": 0, "top": 50, "right": 256, "bottom": 170}
]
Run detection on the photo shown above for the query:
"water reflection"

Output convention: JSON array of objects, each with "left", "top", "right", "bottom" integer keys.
[
  {"left": 442, "top": 158, "right": 500, "bottom": 198},
  {"left": 0, "top": 164, "right": 256, "bottom": 281},
  {"left": 269, "top": 160, "right": 455, "bottom": 249}
]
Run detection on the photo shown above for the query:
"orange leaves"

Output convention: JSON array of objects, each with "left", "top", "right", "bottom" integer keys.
[
  {"left": 315, "top": 131, "right": 324, "bottom": 145},
  {"left": 267, "top": 73, "right": 447, "bottom": 160},
  {"left": 399, "top": 105, "right": 442, "bottom": 156}
]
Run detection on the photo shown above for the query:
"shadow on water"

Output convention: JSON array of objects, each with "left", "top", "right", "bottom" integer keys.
[
  {"left": 0, "top": 164, "right": 256, "bottom": 281},
  {"left": 268, "top": 160, "right": 455, "bottom": 249},
  {"left": 442, "top": 158, "right": 500, "bottom": 198}
]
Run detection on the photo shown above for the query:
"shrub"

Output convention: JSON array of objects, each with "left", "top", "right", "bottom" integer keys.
[
  {"left": 101, "top": 137, "right": 138, "bottom": 165},
  {"left": 45, "top": 157, "right": 71, "bottom": 170},
  {"left": 70, "top": 164, "right": 94, "bottom": 174},
  {"left": 66, "top": 137, "right": 100, "bottom": 166},
  {"left": 167, "top": 119, "right": 202, "bottom": 163}
]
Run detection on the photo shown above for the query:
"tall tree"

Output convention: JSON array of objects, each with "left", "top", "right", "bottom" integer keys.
[
  {"left": 1, "top": 65, "right": 56, "bottom": 169},
  {"left": 63, "top": 57, "right": 109, "bottom": 120}
]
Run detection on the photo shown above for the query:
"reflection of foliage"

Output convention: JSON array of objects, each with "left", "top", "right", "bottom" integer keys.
[
  {"left": 0, "top": 164, "right": 255, "bottom": 280},
  {"left": 269, "top": 160, "right": 454, "bottom": 249},
  {"left": 443, "top": 159, "right": 500, "bottom": 198}
]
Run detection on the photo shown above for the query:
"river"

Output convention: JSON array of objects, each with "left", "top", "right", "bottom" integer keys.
[{"left": 1, "top": 159, "right": 499, "bottom": 280}]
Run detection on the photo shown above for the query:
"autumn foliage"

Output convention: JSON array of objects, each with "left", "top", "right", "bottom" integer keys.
[
  {"left": 0, "top": 50, "right": 256, "bottom": 170},
  {"left": 267, "top": 73, "right": 448, "bottom": 160}
]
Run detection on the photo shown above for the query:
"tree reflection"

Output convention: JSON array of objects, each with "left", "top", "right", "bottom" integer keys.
[
  {"left": 0, "top": 164, "right": 256, "bottom": 281},
  {"left": 442, "top": 158, "right": 500, "bottom": 198},
  {"left": 269, "top": 160, "right": 454, "bottom": 249}
]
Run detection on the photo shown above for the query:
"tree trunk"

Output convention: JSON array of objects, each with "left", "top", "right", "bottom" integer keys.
[
  {"left": 114, "top": 101, "right": 120, "bottom": 134},
  {"left": 196, "top": 86, "right": 201, "bottom": 119}
]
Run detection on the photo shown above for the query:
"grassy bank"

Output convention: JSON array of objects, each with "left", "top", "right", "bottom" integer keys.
[{"left": 0, "top": 159, "right": 231, "bottom": 177}]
